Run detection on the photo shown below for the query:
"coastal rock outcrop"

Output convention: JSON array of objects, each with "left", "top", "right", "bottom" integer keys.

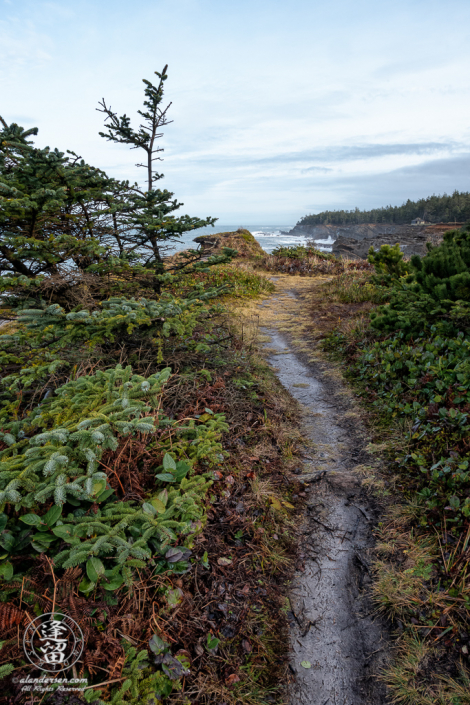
[
  {"left": 330, "top": 223, "right": 461, "bottom": 259},
  {"left": 193, "top": 228, "right": 265, "bottom": 258},
  {"left": 287, "top": 222, "right": 462, "bottom": 260}
]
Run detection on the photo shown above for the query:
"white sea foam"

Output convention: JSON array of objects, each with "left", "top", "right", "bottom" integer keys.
[
  {"left": 167, "top": 225, "right": 334, "bottom": 255},
  {"left": 310, "top": 236, "right": 335, "bottom": 246}
]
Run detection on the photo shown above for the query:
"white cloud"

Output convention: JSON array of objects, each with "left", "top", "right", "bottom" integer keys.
[{"left": 2, "top": 0, "right": 470, "bottom": 221}]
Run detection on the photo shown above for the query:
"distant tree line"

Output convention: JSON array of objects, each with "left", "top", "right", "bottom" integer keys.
[{"left": 298, "top": 190, "right": 470, "bottom": 227}]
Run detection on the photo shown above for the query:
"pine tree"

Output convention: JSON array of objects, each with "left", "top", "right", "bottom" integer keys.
[
  {"left": 370, "top": 225, "right": 470, "bottom": 336},
  {"left": 367, "top": 243, "right": 411, "bottom": 284},
  {"left": 96, "top": 66, "right": 219, "bottom": 291},
  {"left": 0, "top": 118, "right": 113, "bottom": 306},
  {"left": 1, "top": 66, "right": 233, "bottom": 308}
]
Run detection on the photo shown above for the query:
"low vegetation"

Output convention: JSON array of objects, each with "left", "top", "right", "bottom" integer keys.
[
  {"left": 168, "top": 263, "right": 275, "bottom": 300},
  {"left": 322, "top": 269, "right": 386, "bottom": 305},
  {"left": 0, "top": 72, "right": 304, "bottom": 705},
  {"left": 257, "top": 244, "right": 371, "bottom": 277},
  {"left": 321, "top": 228, "right": 470, "bottom": 703}
]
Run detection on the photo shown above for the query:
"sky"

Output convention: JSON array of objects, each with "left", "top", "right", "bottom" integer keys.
[{"left": 2, "top": 0, "right": 470, "bottom": 224}]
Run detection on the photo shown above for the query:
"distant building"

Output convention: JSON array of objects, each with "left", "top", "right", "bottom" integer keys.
[{"left": 411, "top": 217, "right": 426, "bottom": 225}]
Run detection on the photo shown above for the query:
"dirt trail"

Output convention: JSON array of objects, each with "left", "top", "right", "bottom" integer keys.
[{"left": 250, "top": 277, "right": 390, "bottom": 705}]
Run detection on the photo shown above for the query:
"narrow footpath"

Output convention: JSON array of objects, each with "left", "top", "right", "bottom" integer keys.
[{"left": 252, "top": 276, "right": 391, "bottom": 705}]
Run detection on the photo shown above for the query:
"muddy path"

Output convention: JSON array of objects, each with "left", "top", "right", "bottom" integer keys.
[{"left": 253, "top": 278, "right": 390, "bottom": 705}]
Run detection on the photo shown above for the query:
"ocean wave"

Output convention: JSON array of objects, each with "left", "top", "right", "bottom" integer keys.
[
  {"left": 311, "top": 236, "right": 335, "bottom": 245},
  {"left": 166, "top": 225, "right": 333, "bottom": 255}
]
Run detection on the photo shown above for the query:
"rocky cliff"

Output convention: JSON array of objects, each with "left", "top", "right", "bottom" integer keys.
[
  {"left": 289, "top": 222, "right": 463, "bottom": 259},
  {"left": 193, "top": 228, "right": 265, "bottom": 258}
]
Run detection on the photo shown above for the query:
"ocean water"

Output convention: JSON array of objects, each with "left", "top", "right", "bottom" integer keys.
[{"left": 165, "top": 225, "right": 334, "bottom": 255}]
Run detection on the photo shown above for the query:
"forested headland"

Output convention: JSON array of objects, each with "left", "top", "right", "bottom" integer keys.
[{"left": 297, "top": 189, "right": 470, "bottom": 226}]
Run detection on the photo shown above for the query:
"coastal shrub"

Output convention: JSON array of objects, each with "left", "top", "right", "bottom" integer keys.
[
  {"left": 328, "top": 327, "right": 470, "bottom": 528},
  {"left": 367, "top": 242, "right": 411, "bottom": 284},
  {"left": 0, "top": 67, "right": 238, "bottom": 699},
  {"left": 0, "top": 292, "right": 227, "bottom": 422},
  {"left": 325, "top": 270, "right": 386, "bottom": 304},
  {"left": 326, "top": 229, "right": 470, "bottom": 522},
  {"left": 370, "top": 225, "right": 470, "bottom": 336},
  {"left": 271, "top": 244, "right": 335, "bottom": 260},
  {"left": 173, "top": 264, "right": 275, "bottom": 298},
  {"left": 236, "top": 228, "right": 257, "bottom": 243},
  {"left": 258, "top": 244, "right": 348, "bottom": 277},
  {"left": 0, "top": 363, "right": 227, "bottom": 586}
]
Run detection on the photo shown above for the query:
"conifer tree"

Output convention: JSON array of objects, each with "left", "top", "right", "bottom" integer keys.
[
  {"left": 0, "top": 118, "right": 113, "bottom": 306},
  {"left": 1, "top": 66, "right": 232, "bottom": 306},
  {"left": 97, "top": 66, "right": 218, "bottom": 290},
  {"left": 370, "top": 225, "right": 470, "bottom": 335}
]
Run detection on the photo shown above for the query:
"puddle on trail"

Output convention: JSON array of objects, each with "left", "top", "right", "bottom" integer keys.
[{"left": 261, "top": 327, "right": 387, "bottom": 705}]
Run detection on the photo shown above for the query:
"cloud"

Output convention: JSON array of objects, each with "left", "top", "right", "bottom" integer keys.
[
  {"left": 0, "top": 20, "right": 53, "bottom": 73},
  {"left": 301, "top": 166, "right": 332, "bottom": 174},
  {"left": 41, "top": 2, "right": 76, "bottom": 19},
  {"left": 373, "top": 55, "right": 448, "bottom": 80},
  {"left": 3, "top": 0, "right": 470, "bottom": 221},
  {"left": 167, "top": 151, "right": 470, "bottom": 222},
  {"left": 335, "top": 152, "right": 470, "bottom": 189},
  {"left": 166, "top": 141, "right": 464, "bottom": 171},
  {"left": 255, "top": 142, "right": 463, "bottom": 166},
  {"left": 303, "top": 153, "right": 470, "bottom": 211}
]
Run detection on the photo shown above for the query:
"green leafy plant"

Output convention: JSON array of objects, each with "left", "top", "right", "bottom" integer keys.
[
  {"left": 0, "top": 365, "right": 172, "bottom": 508},
  {"left": 271, "top": 244, "right": 335, "bottom": 261},
  {"left": 206, "top": 633, "right": 220, "bottom": 653},
  {"left": 0, "top": 362, "right": 229, "bottom": 585},
  {"left": 83, "top": 641, "right": 176, "bottom": 705}
]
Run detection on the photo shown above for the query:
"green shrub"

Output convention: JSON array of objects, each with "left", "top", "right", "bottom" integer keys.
[
  {"left": 271, "top": 244, "right": 335, "bottom": 260},
  {"left": 325, "top": 271, "right": 386, "bottom": 304},
  {"left": 82, "top": 641, "right": 177, "bottom": 705},
  {"left": 174, "top": 264, "right": 275, "bottom": 298},
  {"left": 352, "top": 330, "right": 470, "bottom": 524},
  {"left": 0, "top": 363, "right": 227, "bottom": 590},
  {"left": 370, "top": 225, "right": 470, "bottom": 336},
  {"left": 367, "top": 242, "right": 411, "bottom": 284}
]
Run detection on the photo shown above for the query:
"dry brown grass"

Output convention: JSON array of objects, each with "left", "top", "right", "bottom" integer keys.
[{"left": 383, "top": 635, "right": 470, "bottom": 704}]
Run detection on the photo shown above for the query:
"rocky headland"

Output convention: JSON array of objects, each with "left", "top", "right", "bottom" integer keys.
[
  {"left": 288, "top": 222, "right": 464, "bottom": 259},
  {"left": 192, "top": 228, "right": 265, "bottom": 258}
]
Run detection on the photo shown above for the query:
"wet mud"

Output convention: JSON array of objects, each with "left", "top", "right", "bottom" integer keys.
[{"left": 260, "top": 325, "right": 389, "bottom": 705}]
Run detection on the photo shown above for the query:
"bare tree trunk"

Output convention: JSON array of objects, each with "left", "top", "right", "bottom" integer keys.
[{"left": 148, "top": 149, "right": 152, "bottom": 193}]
